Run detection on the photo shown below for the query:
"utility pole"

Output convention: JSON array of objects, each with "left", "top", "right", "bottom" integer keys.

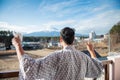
[{"left": 108, "top": 31, "right": 111, "bottom": 52}]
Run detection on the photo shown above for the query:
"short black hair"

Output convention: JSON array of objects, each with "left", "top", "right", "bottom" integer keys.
[{"left": 60, "top": 27, "right": 75, "bottom": 45}]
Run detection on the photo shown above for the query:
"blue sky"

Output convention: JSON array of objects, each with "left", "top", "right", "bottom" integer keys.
[{"left": 0, "top": 0, "right": 120, "bottom": 34}]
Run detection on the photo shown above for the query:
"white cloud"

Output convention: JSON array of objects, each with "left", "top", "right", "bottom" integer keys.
[
  {"left": 1, "top": 8, "right": 120, "bottom": 35},
  {"left": 74, "top": 10, "right": 120, "bottom": 34},
  {"left": 0, "top": 0, "right": 120, "bottom": 35},
  {"left": 38, "top": 0, "right": 87, "bottom": 17},
  {"left": 0, "top": 20, "right": 75, "bottom": 33},
  {"left": 39, "top": 0, "right": 75, "bottom": 12},
  {"left": 0, "top": 22, "right": 37, "bottom": 33},
  {"left": 92, "top": 5, "right": 109, "bottom": 12},
  {"left": 0, "top": 8, "right": 120, "bottom": 35}
]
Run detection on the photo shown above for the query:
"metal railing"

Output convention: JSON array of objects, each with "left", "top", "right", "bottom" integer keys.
[{"left": 0, "top": 60, "right": 113, "bottom": 80}]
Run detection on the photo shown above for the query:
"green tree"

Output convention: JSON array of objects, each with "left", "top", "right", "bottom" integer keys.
[
  {"left": 0, "top": 30, "right": 13, "bottom": 50},
  {"left": 110, "top": 21, "right": 120, "bottom": 44}
]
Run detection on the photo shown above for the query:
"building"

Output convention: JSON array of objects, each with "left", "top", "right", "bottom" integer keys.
[
  {"left": 89, "top": 31, "right": 96, "bottom": 40},
  {"left": 47, "top": 41, "right": 60, "bottom": 48}
]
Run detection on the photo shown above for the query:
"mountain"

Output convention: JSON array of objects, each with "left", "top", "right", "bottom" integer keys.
[
  {"left": 24, "top": 31, "right": 85, "bottom": 37},
  {"left": 24, "top": 31, "right": 60, "bottom": 37}
]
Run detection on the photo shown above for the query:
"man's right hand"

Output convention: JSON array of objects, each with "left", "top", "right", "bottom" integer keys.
[
  {"left": 86, "top": 42, "right": 96, "bottom": 58},
  {"left": 86, "top": 42, "right": 94, "bottom": 52}
]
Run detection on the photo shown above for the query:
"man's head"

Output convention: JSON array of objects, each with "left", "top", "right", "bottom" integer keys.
[{"left": 60, "top": 27, "right": 75, "bottom": 46}]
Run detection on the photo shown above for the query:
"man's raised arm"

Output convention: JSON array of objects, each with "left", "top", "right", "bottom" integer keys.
[
  {"left": 86, "top": 42, "right": 96, "bottom": 58},
  {"left": 12, "top": 36, "right": 24, "bottom": 61}
]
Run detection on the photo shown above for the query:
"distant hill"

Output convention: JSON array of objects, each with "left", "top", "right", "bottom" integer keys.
[
  {"left": 24, "top": 31, "right": 87, "bottom": 37},
  {"left": 24, "top": 31, "right": 60, "bottom": 37}
]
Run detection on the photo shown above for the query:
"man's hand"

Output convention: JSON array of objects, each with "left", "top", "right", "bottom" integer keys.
[
  {"left": 86, "top": 42, "right": 96, "bottom": 58},
  {"left": 12, "top": 35, "right": 21, "bottom": 48},
  {"left": 86, "top": 42, "right": 94, "bottom": 52},
  {"left": 12, "top": 35, "right": 24, "bottom": 61}
]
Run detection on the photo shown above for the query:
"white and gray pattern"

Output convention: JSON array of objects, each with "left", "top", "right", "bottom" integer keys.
[{"left": 19, "top": 46, "right": 103, "bottom": 80}]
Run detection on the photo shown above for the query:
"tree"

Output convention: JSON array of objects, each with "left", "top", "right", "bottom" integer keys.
[
  {"left": 0, "top": 30, "right": 13, "bottom": 50},
  {"left": 110, "top": 21, "right": 120, "bottom": 45}
]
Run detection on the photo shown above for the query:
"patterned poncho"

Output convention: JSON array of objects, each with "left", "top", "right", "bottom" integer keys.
[{"left": 19, "top": 46, "right": 103, "bottom": 80}]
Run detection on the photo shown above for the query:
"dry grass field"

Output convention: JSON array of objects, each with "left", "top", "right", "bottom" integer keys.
[
  {"left": 1, "top": 42, "right": 120, "bottom": 71},
  {"left": 0, "top": 49, "right": 107, "bottom": 72},
  {"left": 0, "top": 49, "right": 56, "bottom": 71}
]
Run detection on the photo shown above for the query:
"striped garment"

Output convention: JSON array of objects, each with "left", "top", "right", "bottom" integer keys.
[{"left": 19, "top": 46, "right": 103, "bottom": 80}]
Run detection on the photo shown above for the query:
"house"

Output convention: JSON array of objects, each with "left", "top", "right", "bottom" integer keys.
[
  {"left": 22, "top": 42, "right": 43, "bottom": 50},
  {"left": 47, "top": 41, "right": 60, "bottom": 48}
]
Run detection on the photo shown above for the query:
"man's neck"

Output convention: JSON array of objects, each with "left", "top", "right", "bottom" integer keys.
[
  {"left": 61, "top": 41, "right": 73, "bottom": 49},
  {"left": 62, "top": 42, "right": 68, "bottom": 48},
  {"left": 63, "top": 44, "right": 73, "bottom": 49}
]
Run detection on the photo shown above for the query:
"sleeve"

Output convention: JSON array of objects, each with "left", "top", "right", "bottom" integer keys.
[
  {"left": 19, "top": 54, "right": 37, "bottom": 80},
  {"left": 19, "top": 53, "right": 59, "bottom": 80},
  {"left": 85, "top": 55, "right": 103, "bottom": 78}
]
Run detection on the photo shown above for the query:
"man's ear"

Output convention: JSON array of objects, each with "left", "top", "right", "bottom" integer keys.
[{"left": 60, "top": 36, "right": 63, "bottom": 42}]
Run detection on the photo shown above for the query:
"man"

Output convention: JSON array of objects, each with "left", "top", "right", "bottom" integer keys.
[{"left": 12, "top": 27, "right": 103, "bottom": 80}]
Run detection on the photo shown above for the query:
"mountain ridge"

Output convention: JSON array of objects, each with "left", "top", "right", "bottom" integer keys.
[{"left": 24, "top": 31, "right": 87, "bottom": 37}]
